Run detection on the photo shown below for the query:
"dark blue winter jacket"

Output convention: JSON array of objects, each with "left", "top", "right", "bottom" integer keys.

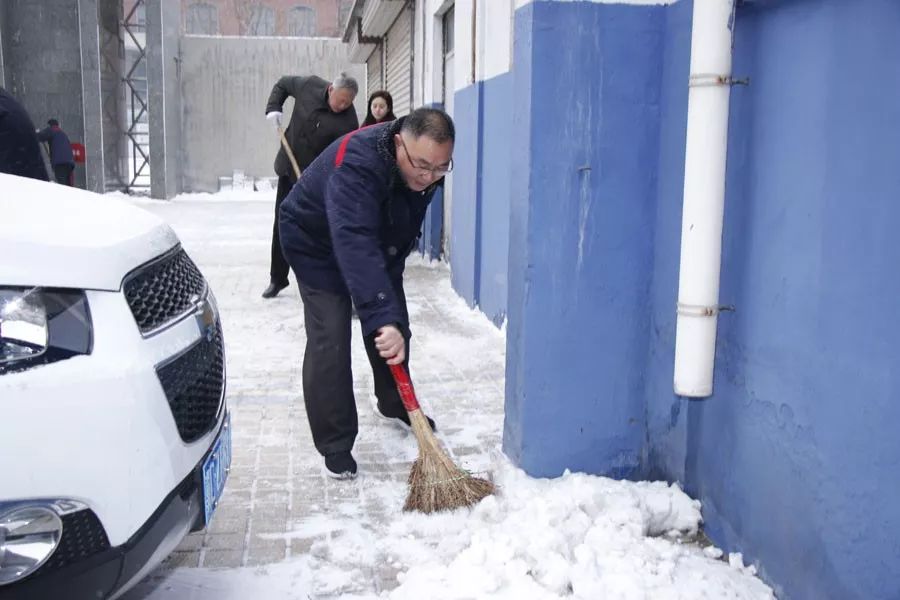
[
  {"left": 279, "top": 118, "right": 441, "bottom": 336},
  {"left": 37, "top": 125, "right": 74, "bottom": 166},
  {"left": 0, "top": 87, "right": 48, "bottom": 181}
]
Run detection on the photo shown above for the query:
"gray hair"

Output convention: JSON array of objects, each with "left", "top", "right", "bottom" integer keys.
[{"left": 332, "top": 72, "right": 359, "bottom": 96}]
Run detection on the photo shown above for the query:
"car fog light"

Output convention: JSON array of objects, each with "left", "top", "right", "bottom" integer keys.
[{"left": 0, "top": 506, "right": 62, "bottom": 585}]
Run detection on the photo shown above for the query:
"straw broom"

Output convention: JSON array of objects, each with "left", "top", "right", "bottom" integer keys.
[{"left": 389, "top": 363, "right": 495, "bottom": 513}]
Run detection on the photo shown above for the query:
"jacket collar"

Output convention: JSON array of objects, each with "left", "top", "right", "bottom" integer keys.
[{"left": 376, "top": 117, "right": 403, "bottom": 163}]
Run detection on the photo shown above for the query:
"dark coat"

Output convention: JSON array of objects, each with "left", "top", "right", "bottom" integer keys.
[
  {"left": 279, "top": 118, "right": 441, "bottom": 336},
  {"left": 265, "top": 75, "right": 358, "bottom": 178},
  {"left": 37, "top": 125, "right": 74, "bottom": 166},
  {"left": 0, "top": 88, "right": 49, "bottom": 181}
]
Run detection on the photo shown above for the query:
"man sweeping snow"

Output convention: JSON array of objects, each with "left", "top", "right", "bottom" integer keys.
[{"left": 279, "top": 107, "right": 454, "bottom": 479}]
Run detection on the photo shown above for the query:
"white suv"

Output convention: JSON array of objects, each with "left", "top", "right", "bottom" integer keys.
[{"left": 0, "top": 174, "right": 231, "bottom": 599}]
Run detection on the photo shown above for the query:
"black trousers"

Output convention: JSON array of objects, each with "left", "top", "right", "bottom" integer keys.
[
  {"left": 53, "top": 164, "right": 74, "bottom": 186},
  {"left": 297, "top": 281, "right": 411, "bottom": 456},
  {"left": 270, "top": 175, "right": 295, "bottom": 284}
]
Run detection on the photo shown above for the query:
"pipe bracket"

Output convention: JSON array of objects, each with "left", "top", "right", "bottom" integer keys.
[
  {"left": 689, "top": 73, "right": 750, "bottom": 87},
  {"left": 677, "top": 302, "right": 736, "bottom": 317}
]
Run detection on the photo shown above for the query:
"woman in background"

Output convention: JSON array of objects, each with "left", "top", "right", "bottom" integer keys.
[
  {"left": 361, "top": 90, "right": 396, "bottom": 127},
  {"left": 352, "top": 90, "right": 398, "bottom": 321}
]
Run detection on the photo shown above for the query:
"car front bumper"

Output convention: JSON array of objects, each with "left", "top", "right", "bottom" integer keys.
[
  {"left": 1, "top": 287, "right": 225, "bottom": 546},
  {"left": 0, "top": 411, "right": 230, "bottom": 600}
]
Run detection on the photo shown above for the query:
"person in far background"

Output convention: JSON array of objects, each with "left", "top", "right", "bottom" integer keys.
[
  {"left": 37, "top": 118, "right": 75, "bottom": 186},
  {"left": 361, "top": 90, "right": 396, "bottom": 127},
  {"left": 0, "top": 87, "right": 49, "bottom": 181}
]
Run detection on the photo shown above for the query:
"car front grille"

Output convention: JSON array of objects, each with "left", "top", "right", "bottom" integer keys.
[
  {"left": 155, "top": 323, "right": 225, "bottom": 443},
  {"left": 35, "top": 509, "right": 110, "bottom": 575},
  {"left": 123, "top": 248, "right": 206, "bottom": 335}
]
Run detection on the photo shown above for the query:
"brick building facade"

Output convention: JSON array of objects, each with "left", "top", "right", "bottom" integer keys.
[{"left": 181, "top": 0, "right": 352, "bottom": 37}]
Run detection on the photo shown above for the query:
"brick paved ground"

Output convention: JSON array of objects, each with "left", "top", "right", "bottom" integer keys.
[{"left": 124, "top": 195, "right": 506, "bottom": 599}]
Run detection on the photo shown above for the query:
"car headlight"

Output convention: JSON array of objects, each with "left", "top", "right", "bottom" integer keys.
[{"left": 0, "top": 288, "right": 92, "bottom": 375}]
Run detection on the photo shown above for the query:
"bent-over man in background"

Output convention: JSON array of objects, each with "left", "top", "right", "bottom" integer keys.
[{"left": 262, "top": 72, "right": 359, "bottom": 299}]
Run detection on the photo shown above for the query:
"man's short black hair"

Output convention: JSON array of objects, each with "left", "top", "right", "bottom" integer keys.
[
  {"left": 401, "top": 108, "right": 455, "bottom": 144},
  {"left": 47, "top": 118, "right": 59, "bottom": 127}
]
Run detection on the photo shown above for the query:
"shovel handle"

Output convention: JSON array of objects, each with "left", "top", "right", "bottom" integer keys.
[
  {"left": 277, "top": 125, "right": 302, "bottom": 179},
  {"left": 389, "top": 363, "right": 420, "bottom": 412}
]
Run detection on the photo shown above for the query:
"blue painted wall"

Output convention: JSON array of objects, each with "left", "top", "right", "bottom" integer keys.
[
  {"left": 644, "top": 0, "right": 900, "bottom": 598},
  {"left": 418, "top": 102, "right": 446, "bottom": 260},
  {"left": 685, "top": 1, "right": 900, "bottom": 598},
  {"left": 644, "top": 0, "right": 693, "bottom": 491},
  {"left": 419, "top": 187, "right": 444, "bottom": 260},
  {"left": 503, "top": 1, "right": 665, "bottom": 478},
  {"left": 456, "top": 0, "right": 900, "bottom": 596},
  {"left": 450, "top": 83, "right": 482, "bottom": 305},
  {"left": 448, "top": 74, "right": 513, "bottom": 325},
  {"left": 476, "top": 73, "right": 513, "bottom": 325},
  {"left": 504, "top": 5, "right": 534, "bottom": 467}
]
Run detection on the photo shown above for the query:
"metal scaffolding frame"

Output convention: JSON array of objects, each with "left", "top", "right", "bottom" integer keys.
[
  {"left": 121, "top": 0, "right": 150, "bottom": 191},
  {"left": 99, "top": 5, "right": 128, "bottom": 191}
]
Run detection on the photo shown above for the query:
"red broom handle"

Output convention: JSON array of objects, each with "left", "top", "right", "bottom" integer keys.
[{"left": 389, "top": 363, "right": 421, "bottom": 412}]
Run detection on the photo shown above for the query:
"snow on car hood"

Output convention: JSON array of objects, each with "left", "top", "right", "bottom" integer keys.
[{"left": 0, "top": 174, "right": 179, "bottom": 291}]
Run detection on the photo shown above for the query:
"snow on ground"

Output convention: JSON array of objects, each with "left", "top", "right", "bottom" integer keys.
[
  {"left": 118, "top": 190, "right": 773, "bottom": 599},
  {"left": 133, "top": 459, "right": 773, "bottom": 600}
]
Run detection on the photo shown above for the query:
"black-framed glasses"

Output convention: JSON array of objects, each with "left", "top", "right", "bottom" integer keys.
[{"left": 397, "top": 135, "right": 454, "bottom": 176}]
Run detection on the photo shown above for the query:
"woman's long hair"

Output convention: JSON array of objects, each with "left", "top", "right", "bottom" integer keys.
[{"left": 362, "top": 90, "right": 396, "bottom": 127}]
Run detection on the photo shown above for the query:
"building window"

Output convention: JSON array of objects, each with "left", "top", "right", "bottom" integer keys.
[
  {"left": 287, "top": 6, "right": 316, "bottom": 37},
  {"left": 247, "top": 5, "right": 276, "bottom": 36},
  {"left": 442, "top": 7, "right": 454, "bottom": 55},
  {"left": 186, "top": 2, "right": 218, "bottom": 35}
]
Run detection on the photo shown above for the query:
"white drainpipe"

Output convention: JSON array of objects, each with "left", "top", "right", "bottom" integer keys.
[{"left": 674, "top": 0, "right": 737, "bottom": 397}]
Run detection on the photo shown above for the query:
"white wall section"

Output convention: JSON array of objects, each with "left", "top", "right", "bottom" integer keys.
[
  {"left": 180, "top": 37, "right": 364, "bottom": 192},
  {"left": 481, "top": 0, "right": 513, "bottom": 81}
]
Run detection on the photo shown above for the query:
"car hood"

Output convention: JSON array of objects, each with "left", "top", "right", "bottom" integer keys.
[{"left": 0, "top": 174, "right": 179, "bottom": 291}]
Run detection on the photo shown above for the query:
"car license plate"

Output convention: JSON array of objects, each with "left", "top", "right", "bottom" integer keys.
[{"left": 202, "top": 413, "right": 232, "bottom": 525}]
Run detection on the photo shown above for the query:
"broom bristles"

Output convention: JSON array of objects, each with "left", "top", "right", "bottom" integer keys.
[{"left": 403, "top": 409, "right": 495, "bottom": 513}]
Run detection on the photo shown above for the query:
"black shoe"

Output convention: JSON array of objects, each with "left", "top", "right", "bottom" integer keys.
[
  {"left": 261, "top": 280, "right": 288, "bottom": 299},
  {"left": 324, "top": 451, "right": 358, "bottom": 480},
  {"left": 373, "top": 399, "right": 436, "bottom": 432}
]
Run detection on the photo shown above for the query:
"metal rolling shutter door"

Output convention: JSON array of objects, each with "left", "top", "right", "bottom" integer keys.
[
  {"left": 367, "top": 44, "right": 383, "bottom": 95},
  {"left": 384, "top": 4, "right": 412, "bottom": 116}
]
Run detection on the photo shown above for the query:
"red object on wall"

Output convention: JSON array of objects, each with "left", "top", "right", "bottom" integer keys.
[{"left": 71, "top": 142, "right": 86, "bottom": 164}]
